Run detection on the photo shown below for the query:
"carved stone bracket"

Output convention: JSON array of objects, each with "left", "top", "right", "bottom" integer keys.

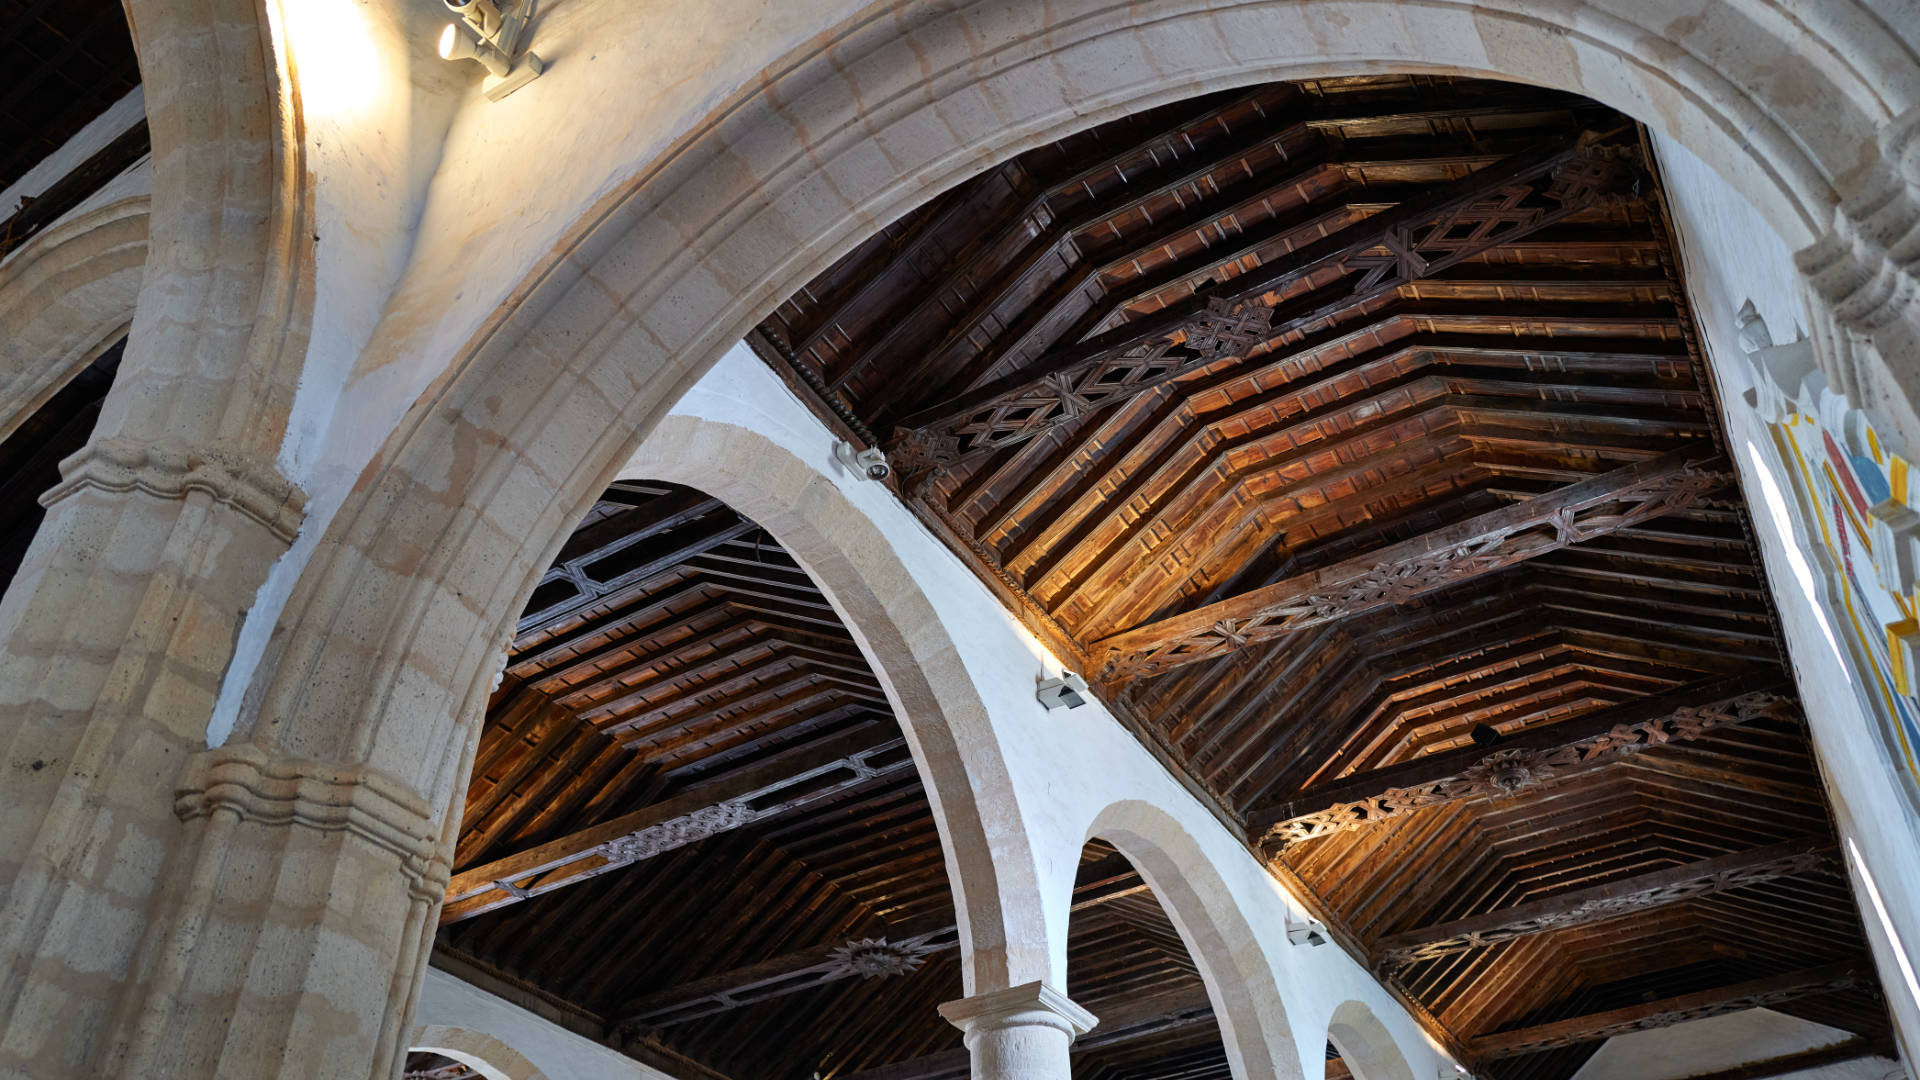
[
  {"left": 174, "top": 742, "right": 448, "bottom": 899},
  {"left": 1264, "top": 690, "right": 1797, "bottom": 847},
  {"left": 44, "top": 436, "right": 307, "bottom": 543}
]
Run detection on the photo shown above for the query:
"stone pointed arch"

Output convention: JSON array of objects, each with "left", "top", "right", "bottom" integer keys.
[
  {"left": 1086, "top": 798, "right": 1303, "bottom": 1080},
  {"left": 0, "top": 194, "right": 148, "bottom": 441},
  {"left": 613, "top": 409, "right": 1054, "bottom": 992},
  {"left": 1327, "top": 1000, "right": 1419, "bottom": 1080},
  {"left": 214, "top": 3, "right": 1920, "bottom": 1071}
]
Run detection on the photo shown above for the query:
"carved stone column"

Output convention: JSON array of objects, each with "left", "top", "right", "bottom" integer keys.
[
  {"left": 939, "top": 981, "right": 1097, "bottom": 1080},
  {"left": 0, "top": 441, "right": 311, "bottom": 1078}
]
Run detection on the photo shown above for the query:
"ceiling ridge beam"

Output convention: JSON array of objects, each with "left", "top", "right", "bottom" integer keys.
[
  {"left": 440, "top": 730, "right": 914, "bottom": 923},
  {"left": 1247, "top": 675, "right": 1796, "bottom": 845},
  {"left": 1377, "top": 836, "right": 1836, "bottom": 966},
  {"left": 1467, "top": 961, "right": 1873, "bottom": 1061},
  {"left": 1093, "top": 446, "right": 1731, "bottom": 681},
  {"left": 888, "top": 133, "right": 1639, "bottom": 478}
]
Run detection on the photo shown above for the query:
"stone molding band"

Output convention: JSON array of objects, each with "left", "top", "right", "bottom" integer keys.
[
  {"left": 175, "top": 743, "right": 448, "bottom": 899},
  {"left": 42, "top": 436, "right": 307, "bottom": 543}
]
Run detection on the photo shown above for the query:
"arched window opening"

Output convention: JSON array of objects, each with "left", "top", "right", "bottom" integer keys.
[
  {"left": 434, "top": 480, "right": 966, "bottom": 1079},
  {"left": 1064, "top": 840, "right": 1233, "bottom": 1080}
]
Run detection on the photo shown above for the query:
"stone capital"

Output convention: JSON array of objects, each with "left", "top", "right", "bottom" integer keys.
[
  {"left": 41, "top": 435, "right": 307, "bottom": 542},
  {"left": 174, "top": 742, "right": 448, "bottom": 899},
  {"left": 938, "top": 980, "right": 1098, "bottom": 1039}
]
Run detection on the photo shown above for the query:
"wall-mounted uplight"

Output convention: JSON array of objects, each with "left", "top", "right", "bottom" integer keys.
[{"left": 437, "top": 0, "right": 543, "bottom": 101}]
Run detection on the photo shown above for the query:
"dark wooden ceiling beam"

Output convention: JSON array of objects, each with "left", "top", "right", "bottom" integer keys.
[
  {"left": 614, "top": 854, "right": 1150, "bottom": 1031},
  {"left": 1093, "top": 447, "right": 1730, "bottom": 681},
  {"left": 1661, "top": 1039, "right": 1883, "bottom": 1080},
  {"left": 1248, "top": 676, "right": 1795, "bottom": 846},
  {"left": 888, "top": 133, "right": 1639, "bottom": 477},
  {"left": 441, "top": 730, "right": 916, "bottom": 923},
  {"left": 1467, "top": 962, "right": 1872, "bottom": 1061},
  {"left": 1377, "top": 837, "right": 1836, "bottom": 966}
]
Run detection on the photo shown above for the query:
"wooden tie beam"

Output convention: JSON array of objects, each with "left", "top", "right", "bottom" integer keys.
[
  {"left": 1375, "top": 836, "right": 1836, "bottom": 966},
  {"left": 1247, "top": 676, "right": 1797, "bottom": 846},
  {"left": 1661, "top": 1039, "right": 1883, "bottom": 1080},
  {"left": 1467, "top": 962, "right": 1871, "bottom": 1061},
  {"left": 441, "top": 729, "right": 917, "bottom": 923},
  {"left": 888, "top": 132, "right": 1639, "bottom": 478},
  {"left": 832, "top": 984, "right": 1218, "bottom": 1080},
  {"left": 1095, "top": 447, "right": 1731, "bottom": 681},
  {"left": 614, "top": 853, "right": 1151, "bottom": 1031}
]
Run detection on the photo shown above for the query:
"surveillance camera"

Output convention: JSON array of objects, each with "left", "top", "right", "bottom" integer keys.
[{"left": 833, "top": 441, "right": 890, "bottom": 482}]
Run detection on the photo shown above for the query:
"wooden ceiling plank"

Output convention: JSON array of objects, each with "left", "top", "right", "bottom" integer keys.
[
  {"left": 1376, "top": 837, "right": 1835, "bottom": 966},
  {"left": 1247, "top": 676, "right": 1793, "bottom": 842},
  {"left": 1094, "top": 446, "right": 1729, "bottom": 681},
  {"left": 1466, "top": 962, "right": 1872, "bottom": 1061},
  {"left": 888, "top": 133, "right": 1638, "bottom": 475}
]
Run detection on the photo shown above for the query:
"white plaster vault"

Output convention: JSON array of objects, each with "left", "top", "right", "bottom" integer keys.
[{"left": 0, "top": 0, "right": 1917, "bottom": 1078}]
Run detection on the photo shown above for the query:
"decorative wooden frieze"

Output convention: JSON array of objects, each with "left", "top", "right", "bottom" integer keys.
[
  {"left": 596, "top": 801, "right": 756, "bottom": 864},
  {"left": 441, "top": 733, "right": 915, "bottom": 923},
  {"left": 1262, "top": 689, "right": 1796, "bottom": 847},
  {"left": 1095, "top": 448, "right": 1729, "bottom": 681},
  {"left": 1378, "top": 838, "right": 1837, "bottom": 966},
  {"left": 1470, "top": 963, "right": 1870, "bottom": 1060},
  {"left": 887, "top": 135, "right": 1640, "bottom": 481}
]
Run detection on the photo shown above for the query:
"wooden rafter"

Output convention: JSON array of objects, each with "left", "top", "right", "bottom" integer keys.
[
  {"left": 1375, "top": 836, "right": 1836, "bottom": 966},
  {"left": 442, "top": 730, "right": 916, "bottom": 923},
  {"left": 887, "top": 133, "right": 1639, "bottom": 478},
  {"left": 1662, "top": 1039, "right": 1883, "bottom": 1080},
  {"left": 613, "top": 854, "right": 1150, "bottom": 1031},
  {"left": 1094, "top": 447, "right": 1731, "bottom": 682},
  {"left": 1467, "top": 962, "right": 1872, "bottom": 1061},
  {"left": 832, "top": 984, "right": 1219, "bottom": 1080},
  {"left": 1246, "top": 676, "right": 1795, "bottom": 845}
]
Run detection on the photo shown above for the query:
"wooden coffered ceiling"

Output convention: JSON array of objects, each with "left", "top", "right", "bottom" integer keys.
[{"left": 749, "top": 74, "right": 1894, "bottom": 1078}]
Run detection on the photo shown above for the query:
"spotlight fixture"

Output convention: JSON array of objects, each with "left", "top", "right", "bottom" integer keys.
[
  {"left": 437, "top": 0, "right": 544, "bottom": 101},
  {"left": 1284, "top": 914, "right": 1328, "bottom": 946},
  {"left": 1036, "top": 671, "right": 1089, "bottom": 710},
  {"left": 833, "top": 440, "right": 891, "bottom": 481}
]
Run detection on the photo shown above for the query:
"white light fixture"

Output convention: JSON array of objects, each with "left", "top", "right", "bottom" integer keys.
[
  {"left": 437, "top": 0, "right": 543, "bottom": 101},
  {"left": 1285, "top": 914, "right": 1328, "bottom": 946},
  {"left": 833, "top": 440, "right": 891, "bottom": 481},
  {"left": 1036, "top": 671, "right": 1089, "bottom": 710}
]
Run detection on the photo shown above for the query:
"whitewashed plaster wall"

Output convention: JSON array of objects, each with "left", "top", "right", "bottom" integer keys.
[
  {"left": 637, "top": 342, "right": 1447, "bottom": 1080},
  {"left": 1569, "top": 1008, "right": 1899, "bottom": 1080},
  {"left": 1655, "top": 134, "right": 1920, "bottom": 1065},
  {"left": 413, "top": 965, "right": 677, "bottom": 1080}
]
